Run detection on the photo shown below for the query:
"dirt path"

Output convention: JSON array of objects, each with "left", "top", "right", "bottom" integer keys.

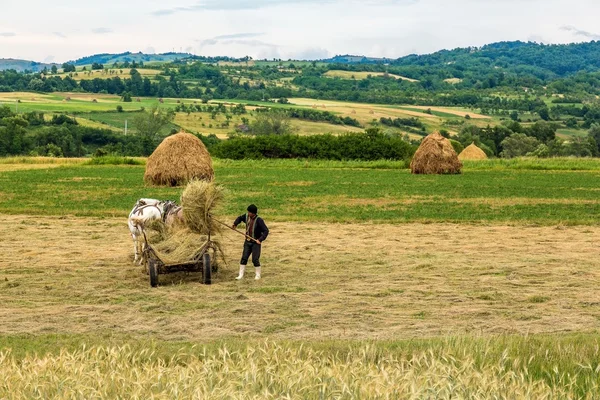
[{"left": 1, "top": 215, "right": 599, "bottom": 340}]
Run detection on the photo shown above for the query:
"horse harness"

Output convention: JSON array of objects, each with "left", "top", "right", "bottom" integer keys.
[{"left": 132, "top": 200, "right": 180, "bottom": 223}]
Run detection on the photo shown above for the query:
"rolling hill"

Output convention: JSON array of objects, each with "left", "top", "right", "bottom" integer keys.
[{"left": 0, "top": 59, "right": 58, "bottom": 72}]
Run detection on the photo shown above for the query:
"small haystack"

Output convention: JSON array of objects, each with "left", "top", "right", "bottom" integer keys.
[
  {"left": 459, "top": 143, "right": 488, "bottom": 161},
  {"left": 144, "top": 132, "right": 214, "bottom": 186},
  {"left": 410, "top": 132, "right": 462, "bottom": 174}
]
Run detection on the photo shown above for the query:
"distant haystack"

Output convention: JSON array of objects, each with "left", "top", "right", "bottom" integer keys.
[
  {"left": 410, "top": 132, "right": 462, "bottom": 175},
  {"left": 459, "top": 143, "right": 487, "bottom": 161},
  {"left": 144, "top": 132, "right": 214, "bottom": 187}
]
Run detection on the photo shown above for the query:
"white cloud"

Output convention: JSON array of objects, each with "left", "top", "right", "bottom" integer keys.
[
  {"left": 1, "top": 0, "right": 600, "bottom": 62},
  {"left": 92, "top": 27, "right": 113, "bottom": 34}
]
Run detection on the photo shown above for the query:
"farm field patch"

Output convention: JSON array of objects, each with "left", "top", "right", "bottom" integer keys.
[
  {"left": 0, "top": 160, "right": 599, "bottom": 224},
  {"left": 324, "top": 69, "right": 419, "bottom": 82}
]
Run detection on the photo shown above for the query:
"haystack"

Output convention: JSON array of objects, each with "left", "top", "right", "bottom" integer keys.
[
  {"left": 144, "top": 132, "right": 214, "bottom": 187},
  {"left": 458, "top": 143, "right": 487, "bottom": 161},
  {"left": 410, "top": 132, "right": 462, "bottom": 174}
]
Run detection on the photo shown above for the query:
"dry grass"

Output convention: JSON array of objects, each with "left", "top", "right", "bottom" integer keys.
[
  {"left": 1, "top": 215, "right": 600, "bottom": 340},
  {"left": 174, "top": 112, "right": 364, "bottom": 138},
  {"left": 0, "top": 342, "right": 587, "bottom": 399},
  {"left": 407, "top": 105, "right": 489, "bottom": 119},
  {"left": 0, "top": 157, "right": 86, "bottom": 172},
  {"left": 287, "top": 97, "right": 469, "bottom": 134},
  {"left": 74, "top": 116, "right": 122, "bottom": 131},
  {"left": 444, "top": 78, "right": 463, "bottom": 84},
  {"left": 55, "top": 68, "right": 161, "bottom": 81},
  {"left": 324, "top": 70, "right": 419, "bottom": 82}
]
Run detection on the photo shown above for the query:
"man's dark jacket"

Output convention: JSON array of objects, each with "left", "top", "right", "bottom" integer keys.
[{"left": 234, "top": 214, "right": 269, "bottom": 242}]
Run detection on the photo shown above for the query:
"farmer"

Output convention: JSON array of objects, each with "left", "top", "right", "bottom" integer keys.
[{"left": 232, "top": 204, "right": 269, "bottom": 280}]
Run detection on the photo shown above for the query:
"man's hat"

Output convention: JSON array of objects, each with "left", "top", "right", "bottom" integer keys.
[{"left": 247, "top": 204, "right": 258, "bottom": 214}]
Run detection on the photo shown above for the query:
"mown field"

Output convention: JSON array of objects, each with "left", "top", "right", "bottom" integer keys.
[
  {"left": 1, "top": 157, "right": 600, "bottom": 398},
  {"left": 324, "top": 69, "right": 419, "bottom": 82}
]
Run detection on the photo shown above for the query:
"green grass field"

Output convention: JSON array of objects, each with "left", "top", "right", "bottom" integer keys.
[{"left": 0, "top": 158, "right": 598, "bottom": 224}]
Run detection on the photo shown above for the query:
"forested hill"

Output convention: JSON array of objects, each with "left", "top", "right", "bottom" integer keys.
[
  {"left": 68, "top": 52, "right": 194, "bottom": 66},
  {"left": 0, "top": 59, "right": 57, "bottom": 73},
  {"left": 392, "top": 41, "right": 600, "bottom": 78}
]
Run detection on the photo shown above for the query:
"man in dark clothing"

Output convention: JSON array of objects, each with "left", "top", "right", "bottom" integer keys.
[{"left": 233, "top": 204, "right": 269, "bottom": 280}]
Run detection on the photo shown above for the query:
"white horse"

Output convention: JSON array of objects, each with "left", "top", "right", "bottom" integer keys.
[{"left": 128, "top": 198, "right": 181, "bottom": 264}]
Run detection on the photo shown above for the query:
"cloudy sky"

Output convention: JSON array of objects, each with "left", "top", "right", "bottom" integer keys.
[{"left": 1, "top": 0, "right": 599, "bottom": 63}]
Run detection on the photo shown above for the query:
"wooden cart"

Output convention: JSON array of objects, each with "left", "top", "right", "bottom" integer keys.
[{"left": 141, "top": 230, "right": 218, "bottom": 287}]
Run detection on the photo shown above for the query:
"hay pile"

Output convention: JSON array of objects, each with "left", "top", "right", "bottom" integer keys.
[
  {"left": 459, "top": 143, "right": 488, "bottom": 161},
  {"left": 144, "top": 180, "right": 226, "bottom": 266},
  {"left": 145, "top": 222, "right": 212, "bottom": 265},
  {"left": 181, "top": 179, "right": 225, "bottom": 235},
  {"left": 144, "top": 132, "right": 214, "bottom": 187},
  {"left": 410, "top": 132, "right": 462, "bottom": 174}
]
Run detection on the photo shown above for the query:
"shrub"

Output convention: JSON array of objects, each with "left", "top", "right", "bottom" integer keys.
[
  {"left": 450, "top": 139, "right": 464, "bottom": 154},
  {"left": 213, "top": 130, "right": 415, "bottom": 161}
]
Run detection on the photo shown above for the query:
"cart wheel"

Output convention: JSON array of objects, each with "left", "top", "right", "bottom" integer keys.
[
  {"left": 203, "top": 253, "right": 211, "bottom": 285},
  {"left": 209, "top": 248, "right": 219, "bottom": 273},
  {"left": 149, "top": 258, "right": 159, "bottom": 288}
]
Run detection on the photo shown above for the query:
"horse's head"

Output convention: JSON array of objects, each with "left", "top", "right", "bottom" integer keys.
[{"left": 160, "top": 200, "right": 179, "bottom": 217}]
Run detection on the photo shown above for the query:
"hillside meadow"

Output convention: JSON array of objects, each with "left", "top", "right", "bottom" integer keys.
[
  {"left": 0, "top": 91, "right": 502, "bottom": 139},
  {"left": 1, "top": 157, "right": 600, "bottom": 398}
]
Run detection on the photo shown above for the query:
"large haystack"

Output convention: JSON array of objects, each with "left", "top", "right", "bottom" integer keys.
[
  {"left": 410, "top": 132, "right": 462, "bottom": 174},
  {"left": 144, "top": 132, "right": 214, "bottom": 186},
  {"left": 459, "top": 143, "right": 488, "bottom": 161}
]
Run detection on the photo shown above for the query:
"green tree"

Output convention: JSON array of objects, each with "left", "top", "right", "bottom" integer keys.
[
  {"left": 133, "top": 105, "right": 175, "bottom": 154},
  {"left": 250, "top": 111, "right": 294, "bottom": 135},
  {"left": 62, "top": 63, "right": 76, "bottom": 73},
  {"left": 537, "top": 106, "right": 550, "bottom": 121},
  {"left": 588, "top": 123, "right": 600, "bottom": 153},
  {"left": 27, "top": 78, "right": 45, "bottom": 92},
  {"left": 0, "top": 115, "right": 29, "bottom": 155},
  {"left": 51, "top": 65, "right": 58, "bottom": 74},
  {"left": 500, "top": 134, "right": 540, "bottom": 158}
]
